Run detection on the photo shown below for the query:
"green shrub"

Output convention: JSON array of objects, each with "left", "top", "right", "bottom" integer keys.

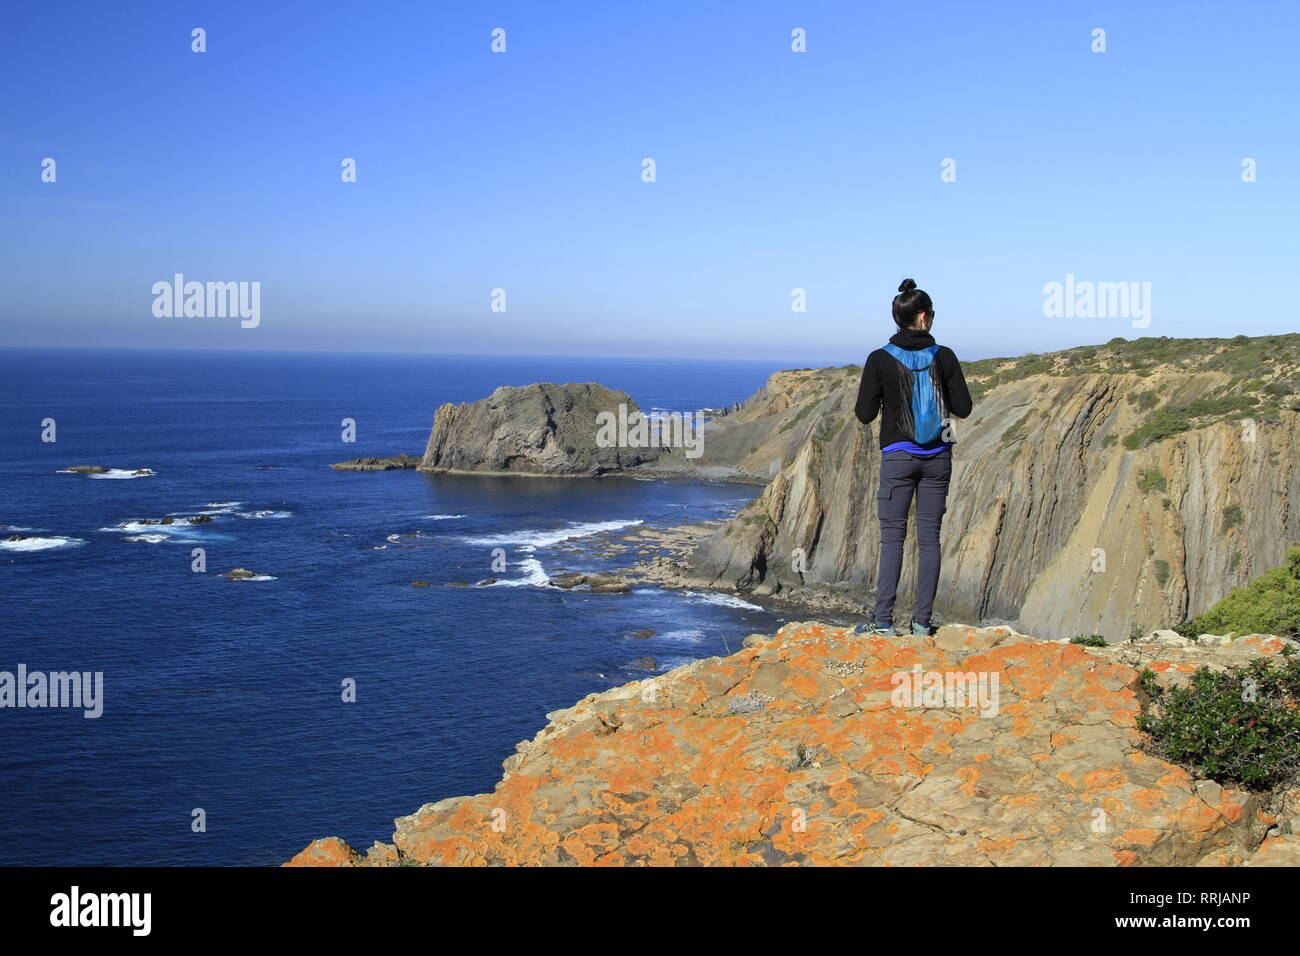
[
  {"left": 1001, "top": 414, "right": 1027, "bottom": 443},
  {"left": 1222, "top": 505, "right": 1243, "bottom": 533},
  {"left": 1070, "top": 635, "right": 1108, "bottom": 647},
  {"left": 1153, "top": 559, "right": 1170, "bottom": 587},
  {"left": 1137, "top": 657, "right": 1300, "bottom": 790},
  {"left": 1124, "top": 409, "right": 1193, "bottom": 449},
  {"left": 1208, "top": 342, "right": 1270, "bottom": 375},
  {"left": 812, "top": 417, "right": 844, "bottom": 448},
  {"left": 1123, "top": 395, "right": 1259, "bottom": 449},
  {"left": 1127, "top": 389, "right": 1160, "bottom": 411},
  {"left": 1010, "top": 355, "right": 1054, "bottom": 379},
  {"left": 1136, "top": 468, "right": 1167, "bottom": 494},
  {"left": 778, "top": 401, "right": 815, "bottom": 434},
  {"left": 1184, "top": 546, "right": 1300, "bottom": 639}
]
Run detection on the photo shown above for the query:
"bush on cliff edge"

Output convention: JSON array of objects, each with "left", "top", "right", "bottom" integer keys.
[
  {"left": 1138, "top": 658, "right": 1300, "bottom": 791},
  {"left": 1179, "top": 545, "right": 1300, "bottom": 640}
]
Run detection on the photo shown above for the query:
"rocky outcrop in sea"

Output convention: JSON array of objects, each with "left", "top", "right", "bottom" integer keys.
[
  {"left": 331, "top": 454, "right": 420, "bottom": 471},
  {"left": 419, "top": 382, "right": 663, "bottom": 477}
]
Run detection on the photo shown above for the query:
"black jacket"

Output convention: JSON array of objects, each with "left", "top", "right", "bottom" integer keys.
[{"left": 854, "top": 329, "right": 973, "bottom": 448}]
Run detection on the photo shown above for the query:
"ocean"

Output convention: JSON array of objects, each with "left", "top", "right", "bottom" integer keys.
[{"left": 0, "top": 348, "right": 790, "bottom": 865}]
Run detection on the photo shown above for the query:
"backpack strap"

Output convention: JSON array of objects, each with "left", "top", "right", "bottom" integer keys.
[{"left": 883, "top": 343, "right": 939, "bottom": 371}]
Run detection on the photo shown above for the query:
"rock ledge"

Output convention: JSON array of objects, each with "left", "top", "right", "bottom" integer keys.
[{"left": 289, "top": 622, "right": 1300, "bottom": 867}]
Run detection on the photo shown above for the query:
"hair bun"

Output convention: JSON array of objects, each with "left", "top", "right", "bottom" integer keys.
[{"left": 898, "top": 278, "right": 917, "bottom": 294}]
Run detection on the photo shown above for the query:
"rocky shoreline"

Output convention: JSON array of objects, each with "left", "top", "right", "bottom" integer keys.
[
  {"left": 549, "top": 519, "right": 882, "bottom": 623},
  {"left": 334, "top": 340, "right": 1300, "bottom": 641}
]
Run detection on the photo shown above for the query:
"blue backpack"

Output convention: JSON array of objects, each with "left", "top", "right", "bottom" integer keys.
[{"left": 883, "top": 343, "right": 947, "bottom": 444}]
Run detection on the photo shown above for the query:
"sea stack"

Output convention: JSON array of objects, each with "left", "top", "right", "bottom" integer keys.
[{"left": 418, "top": 382, "right": 662, "bottom": 477}]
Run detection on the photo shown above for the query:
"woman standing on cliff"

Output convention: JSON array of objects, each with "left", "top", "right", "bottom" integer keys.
[{"left": 853, "top": 279, "right": 973, "bottom": 636}]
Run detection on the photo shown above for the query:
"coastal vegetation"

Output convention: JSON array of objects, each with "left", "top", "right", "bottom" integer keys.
[
  {"left": 1070, "top": 634, "right": 1108, "bottom": 646},
  {"left": 1178, "top": 546, "right": 1300, "bottom": 640},
  {"left": 1134, "top": 550, "right": 1300, "bottom": 792},
  {"left": 1136, "top": 468, "right": 1166, "bottom": 494},
  {"left": 1139, "top": 656, "right": 1300, "bottom": 790},
  {"left": 964, "top": 334, "right": 1299, "bottom": 439}
]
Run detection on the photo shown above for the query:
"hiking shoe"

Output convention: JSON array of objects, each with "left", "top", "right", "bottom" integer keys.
[
  {"left": 911, "top": 620, "right": 934, "bottom": 637},
  {"left": 853, "top": 622, "right": 896, "bottom": 637}
]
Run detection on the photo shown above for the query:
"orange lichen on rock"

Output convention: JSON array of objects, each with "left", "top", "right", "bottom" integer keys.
[
  {"left": 288, "top": 621, "right": 1300, "bottom": 867},
  {"left": 283, "top": 836, "right": 361, "bottom": 867}
]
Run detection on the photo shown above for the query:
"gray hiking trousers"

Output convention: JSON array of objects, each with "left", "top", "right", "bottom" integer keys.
[{"left": 873, "top": 449, "right": 952, "bottom": 626}]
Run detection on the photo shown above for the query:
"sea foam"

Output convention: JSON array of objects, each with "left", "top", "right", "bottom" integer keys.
[
  {"left": 0, "top": 536, "right": 85, "bottom": 552},
  {"left": 460, "top": 519, "right": 643, "bottom": 550}
]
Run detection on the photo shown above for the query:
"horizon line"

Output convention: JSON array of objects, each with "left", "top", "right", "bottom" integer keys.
[{"left": 2, "top": 330, "right": 1294, "bottom": 367}]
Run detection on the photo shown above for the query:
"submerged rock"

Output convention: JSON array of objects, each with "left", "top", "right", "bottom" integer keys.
[
  {"left": 587, "top": 576, "right": 631, "bottom": 594},
  {"left": 331, "top": 455, "right": 420, "bottom": 471},
  {"left": 547, "top": 572, "right": 631, "bottom": 594},
  {"left": 221, "top": 568, "right": 260, "bottom": 580}
]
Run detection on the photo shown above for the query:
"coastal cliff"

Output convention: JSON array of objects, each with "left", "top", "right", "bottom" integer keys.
[
  {"left": 384, "top": 334, "right": 1299, "bottom": 640},
  {"left": 289, "top": 620, "right": 1300, "bottom": 867},
  {"left": 681, "top": 338, "right": 1300, "bottom": 641}
]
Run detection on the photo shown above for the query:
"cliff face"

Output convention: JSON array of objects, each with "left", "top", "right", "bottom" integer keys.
[
  {"left": 288, "top": 621, "right": 1300, "bottom": 867},
  {"left": 419, "top": 382, "right": 662, "bottom": 477},
  {"left": 409, "top": 336, "right": 1300, "bottom": 640},
  {"left": 685, "top": 345, "right": 1300, "bottom": 641}
]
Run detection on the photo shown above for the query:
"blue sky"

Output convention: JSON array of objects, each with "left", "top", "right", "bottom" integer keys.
[{"left": 2, "top": 0, "right": 1297, "bottom": 362}]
